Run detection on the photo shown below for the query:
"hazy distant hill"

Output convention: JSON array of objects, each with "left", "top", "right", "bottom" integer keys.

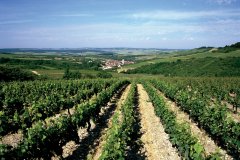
[
  {"left": 0, "top": 48, "right": 183, "bottom": 55},
  {"left": 0, "top": 48, "right": 117, "bottom": 55}
]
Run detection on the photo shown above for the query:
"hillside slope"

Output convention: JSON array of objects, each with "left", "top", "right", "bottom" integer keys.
[
  {"left": 120, "top": 42, "right": 240, "bottom": 72},
  {"left": 126, "top": 57, "right": 240, "bottom": 77}
]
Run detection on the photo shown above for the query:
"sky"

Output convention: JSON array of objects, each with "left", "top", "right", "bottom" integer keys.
[{"left": 0, "top": 0, "right": 240, "bottom": 49}]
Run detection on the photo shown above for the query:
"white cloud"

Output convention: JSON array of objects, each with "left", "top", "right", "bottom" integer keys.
[
  {"left": 161, "top": 37, "right": 168, "bottom": 41},
  {"left": 210, "top": 0, "right": 236, "bottom": 5},
  {"left": 183, "top": 35, "right": 195, "bottom": 41},
  {"left": 0, "top": 22, "right": 224, "bottom": 41},
  {"left": 126, "top": 9, "right": 240, "bottom": 20},
  {"left": 1, "top": 18, "right": 239, "bottom": 48},
  {"left": 51, "top": 14, "right": 93, "bottom": 17},
  {"left": 0, "top": 20, "right": 33, "bottom": 25}
]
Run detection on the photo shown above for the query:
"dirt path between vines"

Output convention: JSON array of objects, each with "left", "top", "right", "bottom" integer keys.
[
  {"left": 31, "top": 70, "right": 40, "bottom": 75},
  {"left": 88, "top": 84, "right": 131, "bottom": 160},
  {"left": 0, "top": 131, "right": 23, "bottom": 148},
  {"left": 158, "top": 91, "right": 233, "bottom": 160},
  {"left": 211, "top": 99, "right": 240, "bottom": 123},
  {"left": 137, "top": 84, "right": 181, "bottom": 160},
  {"left": 221, "top": 101, "right": 240, "bottom": 123}
]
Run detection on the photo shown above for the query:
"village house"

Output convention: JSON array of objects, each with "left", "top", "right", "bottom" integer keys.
[{"left": 102, "top": 59, "right": 134, "bottom": 70}]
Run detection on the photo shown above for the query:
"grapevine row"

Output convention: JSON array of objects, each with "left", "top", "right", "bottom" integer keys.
[
  {"left": 156, "top": 77, "right": 240, "bottom": 111},
  {"left": 142, "top": 81, "right": 222, "bottom": 159},
  {"left": 151, "top": 79, "right": 240, "bottom": 159},
  {"left": 0, "top": 80, "right": 129, "bottom": 159},
  {"left": 0, "top": 79, "right": 114, "bottom": 136},
  {"left": 100, "top": 83, "right": 137, "bottom": 159},
  {"left": 0, "top": 79, "right": 113, "bottom": 116}
]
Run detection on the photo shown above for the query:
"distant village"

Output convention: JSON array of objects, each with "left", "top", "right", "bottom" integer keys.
[{"left": 102, "top": 59, "right": 134, "bottom": 70}]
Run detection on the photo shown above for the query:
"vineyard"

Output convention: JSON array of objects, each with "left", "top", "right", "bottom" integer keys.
[{"left": 0, "top": 78, "right": 240, "bottom": 159}]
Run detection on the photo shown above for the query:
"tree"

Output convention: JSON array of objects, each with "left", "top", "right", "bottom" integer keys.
[
  {"left": 0, "top": 66, "right": 36, "bottom": 81},
  {"left": 97, "top": 71, "right": 112, "bottom": 78},
  {"left": 63, "top": 68, "right": 81, "bottom": 80}
]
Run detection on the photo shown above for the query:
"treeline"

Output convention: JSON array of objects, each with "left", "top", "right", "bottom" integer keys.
[
  {"left": 125, "top": 57, "right": 240, "bottom": 77},
  {"left": 63, "top": 68, "right": 112, "bottom": 80},
  {"left": 0, "top": 66, "right": 36, "bottom": 81},
  {"left": 216, "top": 42, "right": 240, "bottom": 53},
  {"left": 0, "top": 57, "right": 101, "bottom": 70},
  {"left": 0, "top": 65, "right": 113, "bottom": 82}
]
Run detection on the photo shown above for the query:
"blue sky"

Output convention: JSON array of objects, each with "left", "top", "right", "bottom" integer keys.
[{"left": 0, "top": 0, "right": 239, "bottom": 48}]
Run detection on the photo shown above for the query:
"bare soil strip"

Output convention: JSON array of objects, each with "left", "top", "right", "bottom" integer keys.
[
  {"left": 31, "top": 70, "right": 40, "bottom": 75},
  {"left": 221, "top": 101, "right": 240, "bottom": 123},
  {"left": 158, "top": 91, "right": 233, "bottom": 160},
  {"left": 86, "top": 84, "right": 131, "bottom": 160},
  {"left": 0, "top": 131, "right": 23, "bottom": 148},
  {"left": 211, "top": 99, "right": 240, "bottom": 123},
  {"left": 137, "top": 84, "right": 181, "bottom": 160}
]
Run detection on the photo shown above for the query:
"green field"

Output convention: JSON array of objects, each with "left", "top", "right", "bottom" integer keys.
[
  {"left": 1, "top": 42, "right": 240, "bottom": 80},
  {"left": 119, "top": 48, "right": 240, "bottom": 72}
]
